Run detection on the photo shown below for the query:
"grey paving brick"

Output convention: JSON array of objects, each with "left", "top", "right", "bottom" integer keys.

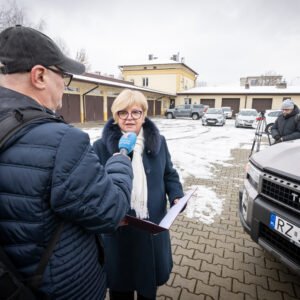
[
  {"left": 209, "top": 232, "right": 226, "bottom": 242},
  {"left": 219, "top": 287, "right": 244, "bottom": 300},
  {"left": 268, "top": 278, "right": 295, "bottom": 297},
  {"left": 166, "top": 273, "right": 175, "bottom": 286},
  {"left": 182, "top": 232, "right": 199, "bottom": 243},
  {"left": 173, "top": 274, "right": 197, "bottom": 293},
  {"left": 235, "top": 244, "right": 254, "bottom": 256},
  {"left": 172, "top": 254, "right": 182, "bottom": 265},
  {"left": 257, "top": 286, "right": 283, "bottom": 300},
  {"left": 209, "top": 273, "right": 232, "bottom": 290},
  {"left": 195, "top": 280, "right": 220, "bottom": 299},
  {"left": 218, "top": 228, "right": 235, "bottom": 238},
  {"left": 171, "top": 237, "right": 188, "bottom": 248},
  {"left": 201, "top": 260, "right": 222, "bottom": 276},
  {"left": 194, "top": 250, "right": 213, "bottom": 263},
  {"left": 181, "top": 256, "right": 201, "bottom": 270},
  {"left": 205, "top": 245, "right": 224, "bottom": 257},
  {"left": 172, "top": 264, "right": 189, "bottom": 278},
  {"left": 187, "top": 222, "right": 203, "bottom": 231},
  {"left": 244, "top": 252, "right": 265, "bottom": 266},
  {"left": 186, "top": 240, "right": 205, "bottom": 252},
  {"left": 187, "top": 269, "right": 209, "bottom": 284},
  {"left": 174, "top": 220, "right": 189, "bottom": 228},
  {"left": 157, "top": 285, "right": 181, "bottom": 300},
  {"left": 255, "top": 265, "right": 279, "bottom": 280},
  {"left": 192, "top": 228, "right": 209, "bottom": 239},
  {"left": 233, "top": 260, "right": 255, "bottom": 275},
  {"left": 199, "top": 236, "right": 216, "bottom": 247},
  {"left": 222, "top": 266, "right": 244, "bottom": 281},
  {"left": 224, "top": 249, "right": 243, "bottom": 261},
  {"left": 232, "top": 279, "right": 257, "bottom": 298},
  {"left": 244, "top": 271, "right": 268, "bottom": 289},
  {"left": 175, "top": 245, "right": 194, "bottom": 258},
  {"left": 213, "top": 255, "right": 234, "bottom": 269},
  {"left": 203, "top": 225, "right": 219, "bottom": 234},
  {"left": 226, "top": 236, "right": 244, "bottom": 247},
  {"left": 179, "top": 289, "right": 205, "bottom": 300},
  {"left": 170, "top": 230, "right": 183, "bottom": 240},
  {"left": 265, "top": 259, "right": 290, "bottom": 272},
  {"left": 278, "top": 270, "right": 300, "bottom": 285},
  {"left": 216, "top": 240, "right": 234, "bottom": 251}
]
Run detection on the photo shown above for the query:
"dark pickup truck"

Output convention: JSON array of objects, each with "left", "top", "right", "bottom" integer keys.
[
  {"left": 165, "top": 104, "right": 206, "bottom": 120},
  {"left": 239, "top": 140, "right": 300, "bottom": 275}
]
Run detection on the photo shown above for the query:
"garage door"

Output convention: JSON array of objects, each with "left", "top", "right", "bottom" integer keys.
[
  {"left": 148, "top": 100, "right": 154, "bottom": 116},
  {"left": 57, "top": 94, "right": 80, "bottom": 123},
  {"left": 155, "top": 100, "right": 161, "bottom": 116},
  {"left": 200, "top": 99, "right": 215, "bottom": 108},
  {"left": 252, "top": 98, "right": 273, "bottom": 113},
  {"left": 107, "top": 97, "right": 115, "bottom": 119},
  {"left": 222, "top": 98, "right": 240, "bottom": 114},
  {"left": 85, "top": 95, "right": 103, "bottom": 121}
]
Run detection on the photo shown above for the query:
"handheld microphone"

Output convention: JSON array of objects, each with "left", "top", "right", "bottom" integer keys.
[{"left": 118, "top": 132, "right": 137, "bottom": 155}]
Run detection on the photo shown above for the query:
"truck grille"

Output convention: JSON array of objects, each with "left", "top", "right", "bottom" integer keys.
[
  {"left": 260, "top": 224, "right": 300, "bottom": 266},
  {"left": 261, "top": 174, "right": 300, "bottom": 212}
]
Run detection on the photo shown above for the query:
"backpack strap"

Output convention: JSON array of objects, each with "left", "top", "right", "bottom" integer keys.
[
  {"left": 25, "top": 223, "right": 65, "bottom": 290},
  {"left": 0, "top": 108, "right": 65, "bottom": 150}
]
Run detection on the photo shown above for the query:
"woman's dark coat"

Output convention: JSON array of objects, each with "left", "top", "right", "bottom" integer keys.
[
  {"left": 0, "top": 87, "right": 133, "bottom": 299},
  {"left": 271, "top": 105, "right": 300, "bottom": 141},
  {"left": 93, "top": 117, "right": 184, "bottom": 298}
]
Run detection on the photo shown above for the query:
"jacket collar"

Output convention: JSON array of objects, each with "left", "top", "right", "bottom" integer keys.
[{"left": 101, "top": 117, "right": 162, "bottom": 156}]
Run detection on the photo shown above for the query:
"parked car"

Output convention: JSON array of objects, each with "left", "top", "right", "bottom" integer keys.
[
  {"left": 202, "top": 108, "right": 226, "bottom": 126},
  {"left": 165, "top": 104, "right": 206, "bottom": 120},
  {"left": 239, "top": 139, "right": 300, "bottom": 275},
  {"left": 235, "top": 109, "right": 258, "bottom": 128},
  {"left": 221, "top": 106, "right": 233, "bottom": 119},
  {"left": 252, "top": 109, "right": 282, "bottom": 134}
]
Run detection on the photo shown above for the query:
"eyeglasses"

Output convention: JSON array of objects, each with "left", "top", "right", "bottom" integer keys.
[
  {"left": 45, "top": 66, "right": 73, "bottom": 87},
  {"left": 117, "top": 110, "right": 143, "bottom": 120}
]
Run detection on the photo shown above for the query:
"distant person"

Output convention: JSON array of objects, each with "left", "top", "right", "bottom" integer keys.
[
  {"left": 271, "top": 99, "right": 300, "bottom": 143},
  {"left": 0, "top": 25, "right": 134, "bottom": 299},
  {"left": 93, "top": 89, "right": 184, "bottom": 300}
]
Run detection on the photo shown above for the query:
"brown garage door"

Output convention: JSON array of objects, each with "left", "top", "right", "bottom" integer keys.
[
  {"left": 200, "top": 99, "right": 215, "bottom": 108},
  {"left": 252, "top": 98, "right": 273, "bottom": 113},
  {"left": 222, "top": 98, "right": 240, "bottom": 114},
  {"left": 155, "top": 100, "right": 161, "bottom": 116},
  {"left": 85, "top": 95, "right": 103, "bottom": 121},
  {"left": 57, "top": 94, "right": 80, "bottom": 123},
  {"left": 107, "top": 97, "right": 115, "bottom": 119},
  {"left": 148, "top": 100, "right": 154, "bottom": 116}
]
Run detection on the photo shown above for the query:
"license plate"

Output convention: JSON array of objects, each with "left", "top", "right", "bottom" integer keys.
[
  {"left": 207, "top": 120, "right": 215, "bottom": 123},
  {"left": 269, "top": 213, "right": 300, "bottom": 246}
]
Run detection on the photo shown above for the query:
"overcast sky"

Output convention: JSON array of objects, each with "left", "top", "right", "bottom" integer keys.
[{"left": 8, "top": 0, "right": 300, "bottom": 85}]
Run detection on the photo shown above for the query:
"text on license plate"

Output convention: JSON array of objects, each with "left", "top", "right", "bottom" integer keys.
[{"left": 269, "top": 213, "right": 300, "bottom": 246}]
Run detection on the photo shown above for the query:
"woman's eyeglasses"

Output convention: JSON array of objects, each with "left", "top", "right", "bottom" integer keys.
[
  {"left": 45, "top": 66, "right": 73, "bottom": 87},
  {"left": 117, "top": 110, "right": 143, "bottom": 120}
]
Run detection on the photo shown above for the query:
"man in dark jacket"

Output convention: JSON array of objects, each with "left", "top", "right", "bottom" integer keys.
[
  {"left": 0, "top": 26, "right": 133, "bottom": 299},
  {"left": 271, "top": 99, "right": 300, "bottom": 143}
]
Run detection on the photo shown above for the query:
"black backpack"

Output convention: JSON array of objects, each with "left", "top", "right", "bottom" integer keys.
[{"left": 0, "top": 108, "right": 65, "bottom": 299}]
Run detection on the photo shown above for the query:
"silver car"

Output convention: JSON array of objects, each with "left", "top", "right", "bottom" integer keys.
[
  {"left": 235, "top": 109, "right": 258, "bottom": 128},
  {"left": 202, "top": 108, "right": 226, "bottom": 126}
]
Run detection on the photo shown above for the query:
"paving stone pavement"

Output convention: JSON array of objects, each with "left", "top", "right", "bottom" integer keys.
[{"left": 157, "top": 147, "right": 300, "bottom": 300}]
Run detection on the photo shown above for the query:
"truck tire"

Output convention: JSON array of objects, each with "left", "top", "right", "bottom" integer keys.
[
  {"left": 192, "top": 113, "right": 199, "bottom": 120},
  {"left": 166, "top": 113, "right": 174, "bottom": 119},
  {"left": 265, "top": 123, "right": 273, "bottom": 134}
]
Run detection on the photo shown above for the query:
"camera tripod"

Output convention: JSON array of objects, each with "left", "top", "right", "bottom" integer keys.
[{"left": 249, "top": 112, "right": 271, "bottom": 157}]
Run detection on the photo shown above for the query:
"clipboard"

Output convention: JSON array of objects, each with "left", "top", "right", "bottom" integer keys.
[{"left": 123, "top": 189, "right": 196, "bottom": 234}]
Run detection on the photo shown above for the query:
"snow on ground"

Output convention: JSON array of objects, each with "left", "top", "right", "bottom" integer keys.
[{"left": 82, "top": 118, "right": 269, "bottom": 224}]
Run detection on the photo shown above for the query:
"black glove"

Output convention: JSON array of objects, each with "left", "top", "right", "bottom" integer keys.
[{"left": 274, "top": 135, "right": 281, "bottom": 140}]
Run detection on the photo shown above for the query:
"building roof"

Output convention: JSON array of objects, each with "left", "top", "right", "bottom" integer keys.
[
  {"left": 119, "top": 59, "right": 199, "bottom": 76},
  {"left": 177, "top": 85, "right": 300, "bottom": 95},
  {"left": 73, "top": 74, "right": 176, "bottom": 97}
]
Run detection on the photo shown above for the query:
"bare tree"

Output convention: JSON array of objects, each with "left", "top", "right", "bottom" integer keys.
[
  {"left": 0, "top": 0, "right": 45, "bottom": 31},
  {"left": 75, "top": 48, "right": 91, "bottom": 71}
]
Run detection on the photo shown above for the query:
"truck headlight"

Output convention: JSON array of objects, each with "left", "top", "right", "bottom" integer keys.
[{"left": 246, "top": 163, "right": 261, "bottom": 189}]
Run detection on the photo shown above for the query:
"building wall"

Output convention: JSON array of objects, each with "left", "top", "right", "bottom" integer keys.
[
  {"left": 122, "top": 65, "right": 196, "bottom": 94},
  {"left": 175, "top": 94, "right": 300, "bottom": 112}
]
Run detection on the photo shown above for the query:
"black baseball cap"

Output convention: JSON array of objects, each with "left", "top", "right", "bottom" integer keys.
[{"left": 0, "top": 25, "right": 85, "bottom": 75}]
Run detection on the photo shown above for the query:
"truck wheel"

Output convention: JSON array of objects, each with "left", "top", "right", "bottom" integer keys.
[
  {"left": 166, "top": 113, "right": 173, "bottom": 119},
  {"left": 265, "top": 123, "right": 273, "bottom": 134},
  {"left": 192, "top": 113, "right": 199, "bottom": 120}
]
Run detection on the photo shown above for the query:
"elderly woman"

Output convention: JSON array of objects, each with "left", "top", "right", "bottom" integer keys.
[{"left": 93, "top": 89, "right": 184, "bottom": 300}]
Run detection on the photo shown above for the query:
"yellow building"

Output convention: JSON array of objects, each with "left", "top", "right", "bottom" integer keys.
[{"left": 119, "top": 56, "right": 198, "bottom": 96}]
